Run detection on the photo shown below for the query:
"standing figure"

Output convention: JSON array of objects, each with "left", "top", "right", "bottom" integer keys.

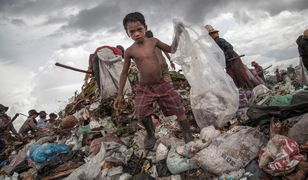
[
  {"left": 251, "top": 61, "right": 265, "bottom": 82},
  {"left": 37, "top": 111, "right": 48, "bottom": 128},
  {"left": 296, "top": 29, "right": 308, "bottom": 86},
  {"left": 19, "top": 109, "right": 39, "bottom": 135},
  {"left": 0, "top": 104, "right": 20, "bottom": 140},
  {"left": 114, "top": 12, "right": 192, "bottom": 150},
  {"left": 205, "top": 25, "right": 260, "bottom": 89}
]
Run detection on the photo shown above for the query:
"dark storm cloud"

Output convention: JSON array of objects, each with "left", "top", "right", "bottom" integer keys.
[
  {"left": 61, "top": 1, "right": 122, "bottom": 33},
  {"left": 0, "top": 0, "right": 99, "bottom": 17},
  {"left": 1, "top": 0, "right": 307, "bottom": 34},
  {"left": 59, "top": 0, "right": 221, "bottom": 33}
]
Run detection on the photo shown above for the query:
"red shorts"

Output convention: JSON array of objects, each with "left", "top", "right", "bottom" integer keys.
[{"left": 135, "top": 81, "right": 185, "bottom": 121}]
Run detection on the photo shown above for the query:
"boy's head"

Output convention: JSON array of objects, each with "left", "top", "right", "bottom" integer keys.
[{"left": 123, "top": 12, "right": 147, "bottom": 42}]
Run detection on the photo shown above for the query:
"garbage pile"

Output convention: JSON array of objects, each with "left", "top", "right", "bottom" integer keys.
[{"left": 1, "top": 67, "right": 308, "bottom": 180}]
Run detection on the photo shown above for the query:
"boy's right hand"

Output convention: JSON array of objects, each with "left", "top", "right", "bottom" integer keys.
[
  {"left": 113, "top": 95, "right": 123, "bottom": 110},
  {"left": 175, "top": 22, "right": 185, "bottom": 34}
]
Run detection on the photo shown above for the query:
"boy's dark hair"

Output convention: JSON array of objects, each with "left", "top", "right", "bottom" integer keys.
[
  {"left": 145, "top": 30, "right": 153, "bottom": 38},
  {"left": 123, "top": 12, "right": 146, "bottom": 34}
]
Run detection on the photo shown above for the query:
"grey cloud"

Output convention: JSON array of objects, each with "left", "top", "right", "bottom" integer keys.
[
  {"left": 262, "top": 47, "right": 298, "bottom": 61},
  {"left": 61, "top": 1, "right": 122, "bottom": 33},
  {"left": 60, "top": 39, "right": 89, "bottom": 49},
  {"left": 11, "top": 18, "right": 26, "bottom": 27},
  {"left": 0, "top": 0, "right": 99, "bottom": 17}
]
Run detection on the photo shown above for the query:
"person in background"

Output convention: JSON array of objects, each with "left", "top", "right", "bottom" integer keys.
[
  {"left": 296, "top": 29, "right": 308, "bottom": 71},
  {"left": 251, "top": 61, "right": 265, "bottom": 82},
  {"left": 296, "top": 29, "right": 308, "bottom": 86},
  {"left": 0, "top": 104, "right": 21, "bottom": 140},
  {"left": 19, "top": 109, "right": 39, "bottom": 135},
  {"left": 47, "top": 113, "right": 59, "bottom": 128},
  {"left": 37, "top": 111, "right": 48, "bottom": 128},
  {"left": 275, "top": 68, "right": 282, "bottom": 83},
  {"left": 205, "top": 25, "right": 260, "bottom": 89}
]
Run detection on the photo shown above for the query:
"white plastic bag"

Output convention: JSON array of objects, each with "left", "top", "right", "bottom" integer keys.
[
  {"left": 97, "top": 48, "right": 131, "bottom": 98},
  {"left": 172, "top": 20, "right": 239, "bottom": 128},
  {"left": 193, "top": 126, "right": 265, "bottom": 175}
]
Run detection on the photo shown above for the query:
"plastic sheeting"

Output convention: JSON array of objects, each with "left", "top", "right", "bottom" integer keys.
[{"left": 171, "top": 20, "right": 239, "bottom": 128}]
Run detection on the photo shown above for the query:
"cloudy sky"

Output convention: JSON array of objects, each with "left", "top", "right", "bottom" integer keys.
[{"left": 0, "top": 0, "right": 307, "bottom": 129}]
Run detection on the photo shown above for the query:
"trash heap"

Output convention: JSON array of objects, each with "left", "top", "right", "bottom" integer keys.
[{"left": 1, "top": 67, "right": 308, "bottom": 180}]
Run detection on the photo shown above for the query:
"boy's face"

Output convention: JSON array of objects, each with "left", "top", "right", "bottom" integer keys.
[{"left": 126, "top": 21, "right": 146, "bottom": 43}]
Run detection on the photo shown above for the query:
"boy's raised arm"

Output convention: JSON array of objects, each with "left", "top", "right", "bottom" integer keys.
[
  {"left": 157, "top": 22, "right": 184, "bottom": 54},
  {"left": 114, "top": 51, "right": 131, "bottom": 110}
]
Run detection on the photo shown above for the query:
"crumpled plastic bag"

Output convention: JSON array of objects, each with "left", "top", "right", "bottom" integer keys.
[
  {"left": 167, "top": 147, "right": 199, "bottom": 174},
  {"left": 156, "top": 143, "right": 169, "bottom": 162},
  {"left": 97, "top": 47, "right": 131, "bottom": 98},
  {"left": 248, "top": 84, "right": 271, "bottom": 105},
  {"left": 200, "top": 125, "right": 221, "bottom": 142},
  {"left": 176, "top": 139, "right": 211, "bottom": 158},
  {"left": 193, "top": 126, "right": 265, "bottom": 175},
  {"left": 28, "top": 143, "right": 70, "bottom": 163},
  {"left": 172, "top": 20, "right": 239, "bottom": 128},
  {"left": 259, "top": 134, "right": 304, "bottom": 176}
]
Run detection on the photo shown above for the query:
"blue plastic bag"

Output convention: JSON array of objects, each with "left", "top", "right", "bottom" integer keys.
[{"left": 28, "top": 143, "right": 70, "bottom": 163}]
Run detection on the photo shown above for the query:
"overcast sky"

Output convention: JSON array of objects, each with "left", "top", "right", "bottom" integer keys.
[{"left": 0, "top": 0, "right": 307, "bottom": 129}]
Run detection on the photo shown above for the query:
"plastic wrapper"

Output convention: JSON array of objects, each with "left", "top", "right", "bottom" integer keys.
[
  {"left": 258, "top": 135, "right": 304, "bottom": 176},
  {"left": 172, "top": 20, "right": 239, "bottom": 128}
]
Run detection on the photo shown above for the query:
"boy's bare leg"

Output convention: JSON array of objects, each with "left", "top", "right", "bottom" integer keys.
[
  {"left": 177, "top": 114, "right": 193, "bottom": 143},
  {"left": 141, "top": 116, "right": 156, "bottom": 150}
]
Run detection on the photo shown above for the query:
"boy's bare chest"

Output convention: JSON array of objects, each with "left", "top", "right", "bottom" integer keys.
[{"left": 133, "top": 45, "right": 156, "bottom": 61}]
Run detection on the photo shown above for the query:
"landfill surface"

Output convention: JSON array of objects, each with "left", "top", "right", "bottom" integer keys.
[{"left": 1, "top": 67, "right": 308, "bottom": 180}]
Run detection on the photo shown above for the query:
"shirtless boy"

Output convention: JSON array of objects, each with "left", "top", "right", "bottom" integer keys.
[{"left": 114, "top": 12, "right": 192, "bottom": 150}]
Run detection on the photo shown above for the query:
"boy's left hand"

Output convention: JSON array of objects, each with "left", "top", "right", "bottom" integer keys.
[{"left": 170, "top": 61, "right": 176, "bottom": 70}]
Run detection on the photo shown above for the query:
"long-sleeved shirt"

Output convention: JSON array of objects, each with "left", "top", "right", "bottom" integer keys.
[
  {"left": 214, "top": 37, "right": 238, "bottom": 61},
  {"left": 19, "top": 117, "right": 39, "bottom": 135}
]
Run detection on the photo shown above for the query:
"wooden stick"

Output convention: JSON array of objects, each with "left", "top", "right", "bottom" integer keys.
[{"left": 55, "top": 62, "right": 92, "bottom": 74}]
